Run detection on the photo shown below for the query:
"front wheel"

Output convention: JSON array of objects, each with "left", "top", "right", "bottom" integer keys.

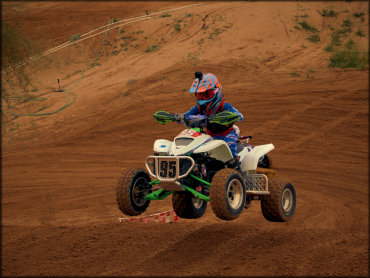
[
  {"left": 210, "top": 169, "right": 246, "bottom": 220},
  {"left": 261, "top": 179, "right": 296, "bottom": 222},
  {"left": 172, "top": 191, "right": 207, "bottom": 219},
  {"left": 116, "top": 168, "right": 152, "bottom": 216}
]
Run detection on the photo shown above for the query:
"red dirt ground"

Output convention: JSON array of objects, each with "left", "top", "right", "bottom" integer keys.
[{"left": 1, "top": 1, "right": 369, "bottom": 276}]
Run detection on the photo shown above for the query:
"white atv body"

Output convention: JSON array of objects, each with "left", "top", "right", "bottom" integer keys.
[{"left": 152, "top": 128, "right": 274, "bottom": 173}]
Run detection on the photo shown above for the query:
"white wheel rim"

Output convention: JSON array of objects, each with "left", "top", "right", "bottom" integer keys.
[
  {"left": 132, "top": 177, "right": 148, "bottom": 206},
  {"left": 227, "top": 179, "right": 243, "bottom": 210},
  {"left": 192, "top": 198, "right": 203, "bottom": 209},
  {"left": 282, "top": 188, "right": 293, "bottom": 212}
]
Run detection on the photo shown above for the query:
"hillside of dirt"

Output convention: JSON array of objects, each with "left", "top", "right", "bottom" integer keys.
[{"left": 1, "top": 1, "right": 369, "bottom": 276}]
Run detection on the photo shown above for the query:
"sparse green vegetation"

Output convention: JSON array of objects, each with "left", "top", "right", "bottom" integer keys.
[
  {"left": 341, "top": 19, "right": 351, "bottom": 27},
  {"left": 187, "top": 53, "right": 199, "bottom": 66},
  {"left": 325, "top": 25, "right": 368, "bottom": 70},
  {"left": 355, "top": 29, "right": 365, "bottom": 37},
  {"left": 174, "top": 23, "right": 181, "bottom": 32},
  {"left": 324, "top": 45, "right": 334, "bottom": 52},
  {"left": 329, "top": 50, "right": 368, "bottom": 69},
  {"left": 132, "top": 30, "right": 144, "bottom": 35},
  {"left": 298, "top": 21, "right": 319, "bottom": 33},
  {"left": 353, "top": 12, "right": 364, "bottom": 18},
  {"left": 308, "top": 34, "right": 320, "bottom": 43},
  {"left": 111, "top": 50, "right": 120, "bottom": 55},
  {"left": 208, "top": 28, "right": 223, "bottom": 40},
  {"left": 70, "top": 34, "right": 81, "bottom": 42},
  {"left": 306, "top": 69, "right": 315, "bottom": 78},
  {"left": 126, "top": 79, "right": 136, "bottom": 85},
  {"left": 345, "top": 39, "right": 356, "bottom": 49},
  {"left": 332, "top": 30, "right": 344, "bottom": 40},
  {"left": 112, "top": 18, "right": 118, "bottom": 23},
  {"left": 121, "top": 36, "right": 132, "bottom": 41},
  {"left": 295, "top": 14, "right": 309, "bottom": 18},
  {"left": 160, "top": 13, "right": 171, "bottom": 18},
  {"left": 290, "top": 72, "right": 300, "bottom": 77},
  {"left": 145, "top": 44, "right": 159, "bottom": 53},
  {"left": 322, "top": 9, "right": 337, "bottom": 17},
  {"left": 120, "top": 29, "right": 125, "bottom": 34}
]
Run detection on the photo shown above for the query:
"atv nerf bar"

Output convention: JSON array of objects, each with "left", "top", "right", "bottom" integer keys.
[{"left": 145, "top": 155, "right": 195, "bottom": 182}]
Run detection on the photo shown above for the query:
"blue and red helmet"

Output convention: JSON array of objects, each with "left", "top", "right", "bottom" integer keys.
[{"left": 189, "top": 72, "right": 223, "bottom": 112}]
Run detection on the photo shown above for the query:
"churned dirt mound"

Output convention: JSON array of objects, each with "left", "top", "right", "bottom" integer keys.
[{"left": 1, "top": 1, "right": 368, "bottom": 276}]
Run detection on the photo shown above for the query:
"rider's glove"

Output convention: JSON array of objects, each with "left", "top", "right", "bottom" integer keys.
[{"left": 175, "top": 113, "right": 184, "bottom": 124}]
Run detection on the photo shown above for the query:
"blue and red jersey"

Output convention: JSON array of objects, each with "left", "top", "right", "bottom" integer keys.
[{"left": 184, "top": 102, "right": 244, "bottom": 136}]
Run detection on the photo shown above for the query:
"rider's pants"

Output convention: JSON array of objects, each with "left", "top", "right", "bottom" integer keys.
[{"left": 213, "top": 129, "right": 238, "bottom": 158}]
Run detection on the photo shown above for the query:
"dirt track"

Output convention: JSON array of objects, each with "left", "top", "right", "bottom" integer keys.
[{"left": 1, "top": 1, "right": 369, "bottom": 276}]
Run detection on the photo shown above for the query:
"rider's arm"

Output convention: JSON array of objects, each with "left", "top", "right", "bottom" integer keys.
[{"left": 223, "top": 102, "right": 244, "bottom": 121}]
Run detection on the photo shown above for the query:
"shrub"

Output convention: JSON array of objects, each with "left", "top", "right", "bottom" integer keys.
[
  {"left": 290, "top": 72, "right": 300, "bottom": 77},
  {"left": 174, "top": 23, "right": 181, "bottom": 32},
  {"left": 298, "top": 21, "right": 318, "bottom": 33},
  {"left": 308, "top": 34, "right": 320, "bottom": 42},
  {"left": 324, "top": 45, "right": 334, "bottom": 52},
  {"left": 341, "top": 19, "right": 352, "bottom": 28},
  {"left": 160, "top": 13, "right": 171, "bottom": 18},
  {"left": 353, "top": 12, "right": 364, "bottom": 18},
  {"left": 345, "top": 39, "right": 356, "bottom": 50},
  {"left": 145, "top": 44, "right": 159, "bottom": 53},
  {"left": 356, "top": 30, "right": 365, "bottom": 37},
  {"left": 70, "top": 34, "right": 80, "bottom": 42},
  {"left": 322, "top": 9, "right": 337, "bottom": 17}
]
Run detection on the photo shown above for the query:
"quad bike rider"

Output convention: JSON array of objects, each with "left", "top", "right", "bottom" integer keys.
[
  {"left": 115, "top": 72, "right": 296, "bottom": 221},
  {"left": 181, "top": 72, "right": 243, "bottom": 168}
]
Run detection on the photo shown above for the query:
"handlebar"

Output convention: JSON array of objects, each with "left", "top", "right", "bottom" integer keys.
[{"left": 153, "top": 110, "right": 240, "bottom": 128}]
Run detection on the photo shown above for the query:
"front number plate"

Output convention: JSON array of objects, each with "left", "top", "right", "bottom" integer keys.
[{"left": 158, "top": 158, "right": 177, "bottom": 180}]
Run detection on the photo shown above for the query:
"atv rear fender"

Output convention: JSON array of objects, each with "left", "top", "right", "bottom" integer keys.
[{"left": 241, "top": 144, "right": 274, "bottom": 172}]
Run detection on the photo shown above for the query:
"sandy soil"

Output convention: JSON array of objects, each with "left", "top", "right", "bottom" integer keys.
[{"left": 1, "top": 1, "right": 369, "bottom": 276}]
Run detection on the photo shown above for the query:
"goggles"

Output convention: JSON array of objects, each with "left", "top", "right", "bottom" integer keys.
[{"left": 195, "top": 89, "right": 215, "bottom": 100}]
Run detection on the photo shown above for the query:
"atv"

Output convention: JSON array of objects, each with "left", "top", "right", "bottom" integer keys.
[{"left": 116, "top": 111, "right": 296, "bottom": 221}]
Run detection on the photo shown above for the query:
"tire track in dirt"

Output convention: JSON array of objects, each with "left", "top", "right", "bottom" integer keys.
[
  {"left": 280, "top": 108, "right": 368, "bottom": 151},
  {"left": 126, "top": 224, "right": 248, "bottom": 276},
  {"left": 179, "top": 5, "right": 235, "bottom": 43},
  {"left": 248, "top": 88, "right": 352, "bottom": 136},
  {"left": 38, "top": 193, "right": 56, "bottom": 225}
]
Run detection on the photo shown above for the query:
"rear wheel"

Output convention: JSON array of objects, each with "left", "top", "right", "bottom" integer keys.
[
  {"left": 258, "top": 154, "right": 272, "bottom": 168},
  {"left": 172, "top": 191, "right": 207, "bottom": 219},
  {"left": 116, "top": 168, "right": 152, "bottom": 216},
  {"left": 210, "top": 169, "right": 246, "bottom": 220},
  {"left": 261, "top": 179, "right": 296, "bottom": 222}
]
